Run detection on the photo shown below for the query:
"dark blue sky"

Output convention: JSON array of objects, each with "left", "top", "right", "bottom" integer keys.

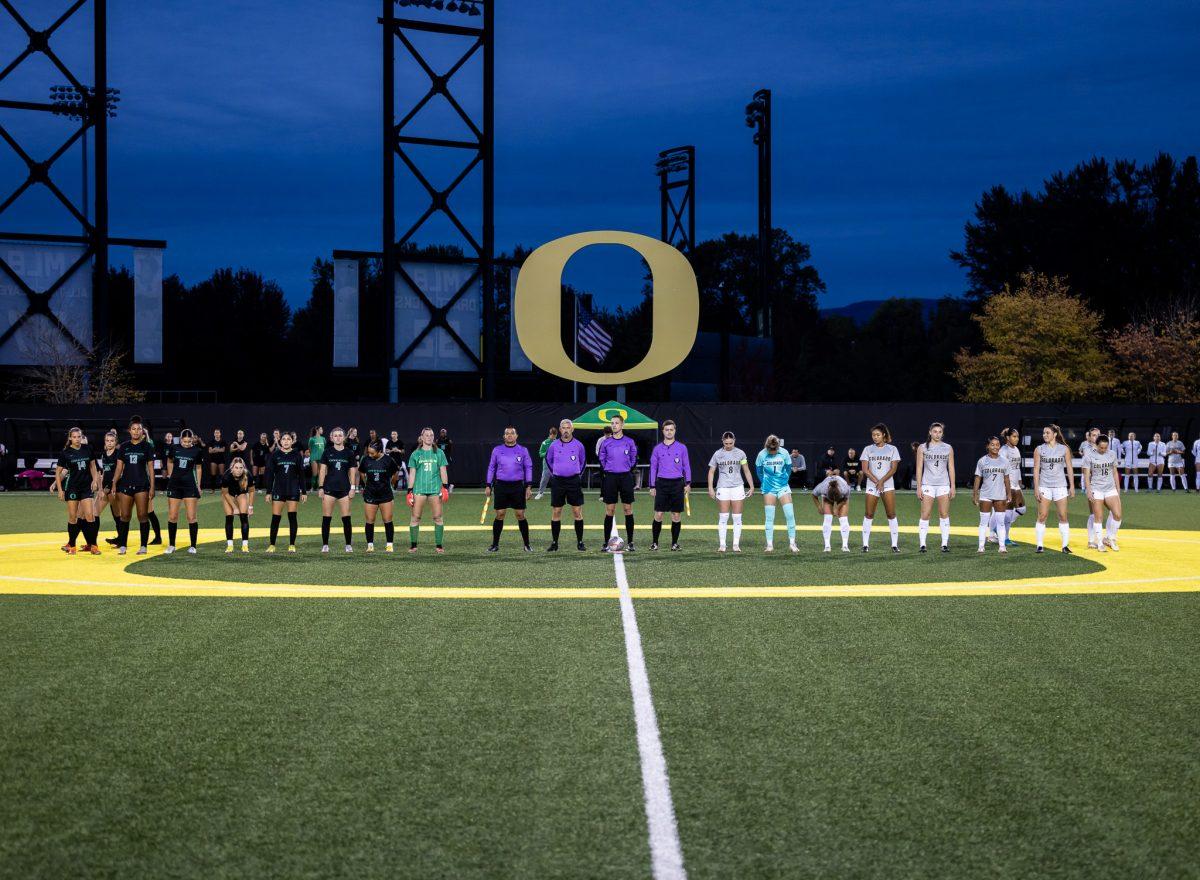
[{"left": 3, "top": 0, "right": 1198, "bottom": 309}]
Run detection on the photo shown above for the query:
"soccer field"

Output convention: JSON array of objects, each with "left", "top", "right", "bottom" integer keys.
[{"left": 2, "top": 490, "right": 1199, "bottom": 878}]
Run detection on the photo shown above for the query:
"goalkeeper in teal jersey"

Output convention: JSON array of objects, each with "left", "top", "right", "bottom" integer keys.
[{"left": 755, "top": 435, "right": 799, "bottom": 552}]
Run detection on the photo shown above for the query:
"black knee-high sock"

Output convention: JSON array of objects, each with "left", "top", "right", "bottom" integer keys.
[
  {"left": 239, "top": 513, "right": 249, "bottom": 541},
  {"left": 80, "top": 519, "right": 94, "bottom": 546},
  {"left": 88, "top": 519, "right": 100, "bottom": 546},
  {"left": 574, "top": 518, "right": 584, "bottom": 542},
  {"left": 491, "top": 518, "right": 504, "bottom": 546},
  {"left": 652, "top": 519, "right": 662, "bottom": 544},
  {"left": 148, "top": 511, "right": 161, "bottom": 541},
  {"left": 671, "top": 520, "right": 681, "bottom": 544},
  {"left": 110, "top": 508, "right": 121, "bottom": 530},
  {"left": 341, "top": 516, "right": 352, "bottom": 545},
  {"left": 189, "top": 522, "right": 198, "bottom": 548},
  {"left": 551, "top": 520, "right": 561, "bottom": 542},
  {"left": 287, "top": 511, "right": 298, "bottom": 545},
  {"left": 517, "top": 518, "right": 530, "bottom": 547},
  {"left": 168, "top": 520, "right": 178, "bottom": 546},
  {"left": 321, "top": 515, "right": 332, "bottom": 545},
  {"left": 225, "top": 515, "right": 234, "bottom": 541},
  {"left": 384, "top": 520, "right": 394, "bottom": 544},
  {"left": 365, "top": 522, "right": 374, "bottom": 543},
  {"left": 67, "top": 521, "right": 80, "bottom": 547},
  {"left": 625, "top": 514, "right": 635, "bottom": 543},
  {"left": 139, "top": 520, "right": 150, "bottom": 547},
  {"left": 117, "top": 517, "right": 130, "bottom": 547},
  {"left": 269, "top": 514, "right": 281, "bottom": 545},
  {"left": 603, "top": 514, "right": 614, "bottom": 542}
]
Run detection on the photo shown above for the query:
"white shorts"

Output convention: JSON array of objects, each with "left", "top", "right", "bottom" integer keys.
[
  {"left": 1168, "top": 457, "right": 1184, "bottom": 469},
  {"left": 715, "top": 486, "right": 745, "bottom": 502},
  {"left": 1089, "top": 488, "right": 1119, "bottom": 501},
  {"left": 1038, "top": 486, "right": 1069, "bottom": 502},
  {"left": 865, "top": 479, "right": 895, "bottom": 497},
  {"left": 920, "top": 485, "right": 950, "bottom": 498},
  {"left": 979, "top": 492, "right": 1008, "bottom": 504},
  {"left": 1008, "top": 475, "right": 1024, "bottom": 490}
]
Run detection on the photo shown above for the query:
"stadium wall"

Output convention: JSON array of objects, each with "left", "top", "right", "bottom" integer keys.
[{"left": 3, "top": 403, "right": 1196, "bottom": 487}]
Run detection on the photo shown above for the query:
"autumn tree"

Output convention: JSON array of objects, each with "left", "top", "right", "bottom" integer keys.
[
  {"left": 954, "top": 273, "right": 1115, "bottom": 402},
  {"left": 17, "top": 322, "right": 143, "bottom": 404},
  {"left": 1109, "top": 301, "right": 1200, "bottom": 402}
]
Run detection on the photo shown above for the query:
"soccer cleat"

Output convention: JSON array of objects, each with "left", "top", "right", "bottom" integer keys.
[
  {"left": 862, "top": 546, "right": 869, "bottom": 553},
  {"left": 625, "top": 544, "right": 636, "bottom": 553},
  {"left": 366, "top": 543, "right": 375, "bottom": 553},
  {"left": 106, "top": 536, "right": 120, "bottom": 545},
  {"left": 577, "top": 542, "right": 586, "bottom": 552},
  {"left": 266, "top": 545, "right": 276, "bottom": 553},
  {"left": 136, "top": 546, "right": 147, "bottom": 555},
  {"left": 486, "top": 545, "right": 499, "bottom": 553},
  {"left": 242, "top": 541, "right": 250, "bottom": 553},
  {"left": 165, "top": 545, "right": 175, "bottom": 555},
  {"left": 1035, "top": 546, "right": 1044, "bottom": 553},
  {"left": 321, "top": 545, "right": 330, "bottom": 554},
  {"left": 225, "top": 545, "right": 234, "bottom": 554},
  {"left": 1087, "top": 541, "right": 1097, "bottom": 549},
  {"left": 732, "top": 545, "right": 741, "bottom": 553},
  {"left": 61, "top": 544, "right": 71, "bottom": 553},
  {"left": 919, "top": 545, "right": 927, "bottom": 553},
  {"left": 978, "top": 547, "right": 986, "bottom": 554},
  {"left": 65, "top": 545, "right": 77, "bottom": 555},
  {"left": 891, "top": 546, "right": 900, "bottom": 553},
  {"left": 1107, "top": 538, "right": 1120, "bottom": 552},
  {"left": 670, "top": 543, "right": 680, "bottom": 552},
  {"left": 842, "top": 545, "right": 850, "bottom": 553},
  {"left": 385, "top": 543, "right": 394, "bottom": 553},
  {"left": 789, "top": 542, "right": 799, "bottom": 553},
  {"left": 764, "top": 543, "right": 773, "bottom": 553},
  {"left": 942, "top": 545, "right": 950, "bottom": 553},
  {"left": 534, "top": 492, "right": 543, "bottom": 500},
  {"left": 546, "top": 542, "right": 559, "bottom": 552},
  {"left": 986, "top": 534, "right": 997, "bottom": 544},
  {"left": 287, "top": 545, "right": 296, "bottom": 553},
  {"left": 523, "top": 544, "right": 533, "bottom": 552},
  {"left": 86, "top": 545, "right": 102, "bottom": 556},
  {"left": 345, "top": 545, "right": 353, "bottom": 553},
  {"left": 435, "top": 546, "right": 445, "bottom": 554},
  {"left": 1061, "top": 546, "right": 1072, "bottom": 554},
  {"left": 408, "top": 546, "right": 418, "bottom": 554},
  {"left": 649, "top": 542, "right": 659, "bottom": 551},
  {"left": 117, "top": 546, "right": 127, "bottom": 555},
  {"left": 823, "top": 546, "right": 831, "bottom": 553},
  {"left": 998, "top": 546, "right": 1007, "bottom": 554},
  {"left": 1004, "top": 538, "right": 1016, "bottom": 547},
  {"left": 149, "top": 536, "right": 162, "bottom": 546},
  {"left": 1097, "top": 543, "right": 1108, "bottom": 553},
  {"left": 187, "top": 546, "right": 197, "bottom": 555},
  {"left": 717, "top": 545, "right": 726, "bottom": 553},
  {"left": 600, "top": 545, "right": 611, "bottom": 554}
]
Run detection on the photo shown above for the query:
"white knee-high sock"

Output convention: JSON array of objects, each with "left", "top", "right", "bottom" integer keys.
[
  {"left": 717, "top": 512, "right": 729, "bottom": 548},
  {"left": 1195, "top": 471, "right": 1200, "bottom": 490},
  {"left": 1093, "top": 520, "right": 1105, "bottom": 546},
  {"left": 1108, "top": 517, "right": 1121, "bottom": 539},
  {"left": 992, "top": 511, "right": 1006, "bottom": 545},
  {"left": 1058, "top": 521, "right": 1070, "bottom": 548},
  {"left": 839, "top": 516, "right": 850, "bottom": 549},
  {"left": 939, "top": 516, "right": 950, "bottom": 546},
  {"left": 888, "top": 517, "right": 899, "bottom": 548},
  {"left": 1169, "top": 474, "right": 1176, "bottom": 490},
  {"left": 1086, "top": 513, "right": 1095, "bottom": 541},
  {"left": 1035, "top": 520, "right": 1046, "bottom": 548},
  {"left": 978, "top": 512, "right": 990, "bottom": 549},
  {"left": 861, "top": 517, "right": 872, "bottom": 547},
  {"left": 822, "top": 513, "right": 833, "bottom": 549},
  {"left": 732, "top": 514, "right": 743, "bottom": 546},
  {"left": 918, "top": 518, "right": 929, "bottom": 547}
]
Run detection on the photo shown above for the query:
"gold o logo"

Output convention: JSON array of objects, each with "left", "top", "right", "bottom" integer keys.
[{"left": 514, "top": 231, "right": 699, "bottom": 384}]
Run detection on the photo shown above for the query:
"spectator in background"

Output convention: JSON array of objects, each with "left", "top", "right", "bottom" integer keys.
[
  {"left": 535, "top": 426, "right": 558, "bottom": 500},
  {"left": 1121, "top": 431, "right": 1142, "bottom": 492},
  {"left": 0, "top": 438, "right": 9, "bottom": 491},
  {"left": 817, "top": 446, "right": 838, "bottom": 478},
  {"left": 388, "top": 439, "right": 408, "bottom": 490},
  {"left": 367, "top": 429, "right": 380, "bottom": 450},
  {"left": 900, "top": 441, "right": 919, "bottom": 490},
  {"left": 595, "top": 427, "right": 612, "bottom": 478},
  {"left": 789, "top": 448, "right": 808, "bottom": 489},
  {"left": 843, "top": 448, "right": 862, "bottom": 491},
  {"left": 437, "top": 428, "right": 454, "bottom": 492},
  {"left": 345, "top": 428, "right": 361, "bottom": 459}
]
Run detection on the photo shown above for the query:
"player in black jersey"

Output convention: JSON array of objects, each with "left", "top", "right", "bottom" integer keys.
[
  {"left": 317, "top": 427, "right": 358, "bottom": 554},
  {"left": 95, "top": 431, "right": 122, "bottom": 543},
  {"left": 227, "top": 429, "right": 249, "bottom": 471},
  {"left": 207, "top": 428, "right": 227, "bottom": 494},
  {"left": 346, "top": 427, "right": 362, "bottom": 460},
  {"left": 111, "top": 416, "right": 157, "bottom": 555},
  {"left": 388, "top": 438, "right": 408, "bottom": 491},
  {"left": 359, "top": 441, "right": 400, "bottom": 552},
  {"left": 164, "top": 430, "right": 204, "bottom": 554},
  {"left": 252, "top": 432, "right": 270, "bottom": 489},
  {"left": 265, "top": 430, "right": 307, "bottom": 552},
  {"left": 52, "top": 427, "right": 101, "bottom": 554},
  {"left": 221, "top": 457, "right": 255, "bottom": 552}
]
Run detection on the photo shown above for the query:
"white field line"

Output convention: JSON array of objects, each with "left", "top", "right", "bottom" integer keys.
[{"left": 614, "top": 551, "right": 687, "bottom": 880}]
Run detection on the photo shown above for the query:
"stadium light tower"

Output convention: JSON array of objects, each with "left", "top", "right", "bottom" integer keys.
[
  {"left": 745, "top": 88, "right": 771, "bottom": 337},
  {"left": 656, "top": 146, "right": 695, "bottom": 254},
  {"left": 50, "top": 85, "right": 121, "bottom": 231}
]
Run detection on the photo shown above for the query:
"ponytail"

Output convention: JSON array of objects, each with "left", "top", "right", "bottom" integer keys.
[
  {"left": 1046, "top": 424, "right": 1066, "bottom": 446},
  {"left": 871, "top": 422, "right": 892, "bottom": 444}
]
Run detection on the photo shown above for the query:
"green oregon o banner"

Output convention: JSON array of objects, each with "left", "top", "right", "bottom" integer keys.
[{"left": 514, "top": 231, "right": 699, "bottom": 384}]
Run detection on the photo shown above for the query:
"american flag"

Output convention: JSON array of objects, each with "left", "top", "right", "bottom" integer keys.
[{"left": 576, "top": 303, "right": 613, "bottom": 362}]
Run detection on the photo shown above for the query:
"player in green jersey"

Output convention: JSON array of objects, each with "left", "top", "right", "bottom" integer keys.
[
  {"left": 307, "top": 426, "right": 326, "bottom": 491},
  {"left": 407, "top": 427, "right": 450, "bottom": 553}
]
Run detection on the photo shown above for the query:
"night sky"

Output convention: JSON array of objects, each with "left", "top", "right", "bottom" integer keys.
[{"left": 2, "top": 0, "right": 1198, "bottom": 309}]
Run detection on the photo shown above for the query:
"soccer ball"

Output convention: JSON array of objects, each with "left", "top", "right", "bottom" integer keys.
[{"left": 607, "top": 535, "right": 626, "bottom": 553}]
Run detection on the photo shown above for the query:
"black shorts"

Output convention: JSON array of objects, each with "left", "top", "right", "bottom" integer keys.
[
  {"left": 168, "top": 484, "right": 200, "bottom": 499},
  {"left": 602, "top": 471, "right": 636, "bottom": 505},
  {"left": 653, "top": 478, "right": 686, "bottom": 513},
  {"left": 117, "top": 483, "right": 149, "bottom": 497},
  {"left": 65, "top": 487, "right": 92, "bottom": 502},
  {"left": 492, "top": 480, "right": 527, "bottom": 510},
  {"left": 272, "top": 492, "right": 302, "bottom": 503},
  {"left": 363, "top": 491, "right": 394, "bottom": 506},
  {"left": 322, "top": 487, "right": 349, "bottom": 499},
  {"left": 550, "top": 475, "right": 584, "bottom": 508}
]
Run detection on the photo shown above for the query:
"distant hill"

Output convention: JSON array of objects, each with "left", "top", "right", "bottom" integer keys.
[{"left": 819, "top": 298, "right": 944, "bottom": 325}]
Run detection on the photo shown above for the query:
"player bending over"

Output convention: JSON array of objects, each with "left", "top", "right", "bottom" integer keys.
[{"left": 811, "top": 473, "right": 851, "bottom": 552}]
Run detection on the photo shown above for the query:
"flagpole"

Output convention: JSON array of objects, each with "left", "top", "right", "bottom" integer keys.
[{"left": 573, "top": 294, "right": 578, "bottom": 403}]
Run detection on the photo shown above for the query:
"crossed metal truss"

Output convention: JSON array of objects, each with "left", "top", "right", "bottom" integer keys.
[
  {"left": 657, "top": 145, "right": 695, "bottom": 254},
  {"left": 382, "top": 0, "right": 495, "bottom": 390}
]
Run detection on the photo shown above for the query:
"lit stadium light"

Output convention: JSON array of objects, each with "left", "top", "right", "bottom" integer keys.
[
  {"left": 49, "top": 85, "right": 120, "bottom": 120},
  {"left": 395, "top": 0, "right": 481, "bottom": 13}
]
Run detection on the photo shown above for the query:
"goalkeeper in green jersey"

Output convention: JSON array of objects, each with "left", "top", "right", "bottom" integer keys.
[{"left": 406, "top": 427, "right": 450, "bottom": 553}]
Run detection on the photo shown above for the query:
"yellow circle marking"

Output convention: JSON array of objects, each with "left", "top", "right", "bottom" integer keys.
[{"left": 1, "top": 528, "right": 1198, "bottom": 600}]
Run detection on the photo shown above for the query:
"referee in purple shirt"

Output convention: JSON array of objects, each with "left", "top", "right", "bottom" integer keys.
[
  {"left": 599, "top": 414, "right": 639, "bottom": 551},
  {"left": 485, "top": 426, "right": 534, "bottom": 552},
  {"left": 649, "top": 419, "right": 690, "bottom": 551},
  {"left": 545, "top": 418, "right": 588, "bottom": 551}
]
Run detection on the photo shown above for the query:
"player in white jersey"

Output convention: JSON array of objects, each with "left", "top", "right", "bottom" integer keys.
[
  {"left": 915, "top": 421, "right": 955, "bottom": 553},
  {"left": 1121, "top": 432, "right": 1142, "bottom": 492},
  {"left": 973, "top": 436, "right": 1012, "bottom": 554},
  {"left": 998, "top": 427, "right": 1027, "bottom": 545},
  {"left": 862, "top": 423, "right": 902, "bottom": 552},
  {"left": 1032, "top": 424, "right": 1075, "bottom": 553},
  {"left": 1082, "top": 435, "right": 1122, "bottom": 552},
  {"left": 1194, "top": 436, "right": 1200, "bottom": 492},
  {"left": 707, "top": 431, "right": 755, "bottom": 552},
  {"left": 1146, "top": 432, "right": 1167, "bottom": 492},
  {"left": 1077, "top": 428, "right": 1099, "bottom": 491},
  {"left": 1165, "top": 431, "right": 1186, "bottom": 491},
  {"left": 811, "top": 473, "right": 851, "bottom": 552}
]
